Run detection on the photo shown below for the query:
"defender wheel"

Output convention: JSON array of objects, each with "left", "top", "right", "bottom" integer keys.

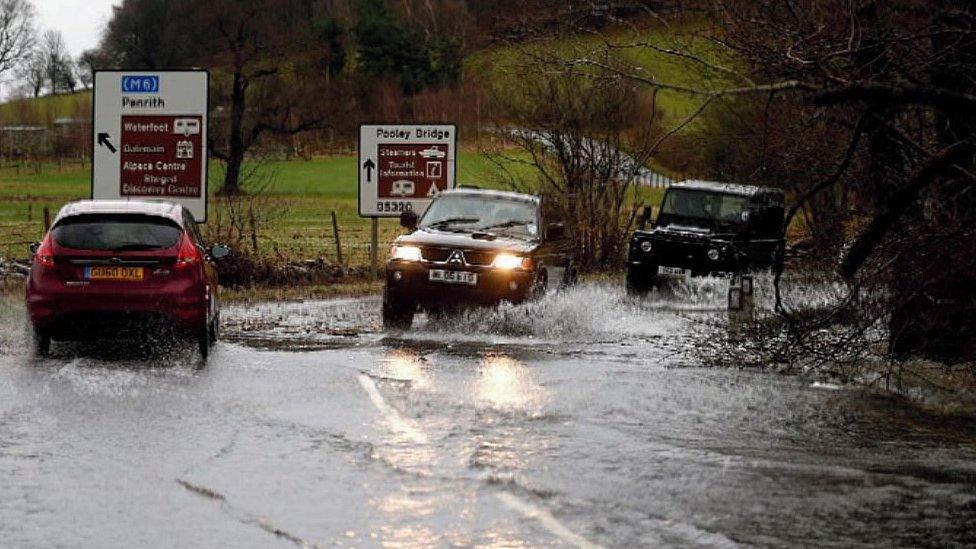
[
  {"left": 383, "top": 295, "right": 414, "bottom": 330},
  {"left": 209, "top": 315, "right": 219, "bottom": 344},
  {"left": 562, "top": 263, "right": 580, "bottom": 288},
  {"left": 626, "top": 267, "right": 655, "bottom": 296},
  {"left": 31, "top": 331, "right": 50, "bottom": 357}
]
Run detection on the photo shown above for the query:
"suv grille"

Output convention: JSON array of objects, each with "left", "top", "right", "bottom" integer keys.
[
  {"left": 420, "top": 247, "right": 496, "bottom": 266},
  {"left": 464, "top": 251, "right": 495, "bottom": 266},
  {"left": 420, "top": 247, "right": 451, "bottom": 262}
]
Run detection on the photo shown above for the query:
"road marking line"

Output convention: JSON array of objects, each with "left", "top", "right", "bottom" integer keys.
[
  {"left": 359, "top": 373, "right": 600, "bottom": 548},
  {"left": 357, "top": 374, "right": 427, "bottom": 444},
  {"left": 495, "top": 492, "right": 602, "bottom": 549}
]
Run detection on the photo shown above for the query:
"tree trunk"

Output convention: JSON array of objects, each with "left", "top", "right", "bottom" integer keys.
[{"left": 221, "top": 70, "right": 247, "bottom": 195}]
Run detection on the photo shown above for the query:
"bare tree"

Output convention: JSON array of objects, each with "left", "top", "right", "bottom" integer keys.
[
  {"left": 16, "top": 46, "right": 43, "bottom": 96},
  {"left": 75, "top": 50, "right": 98, "bottom": 89},
  {"left": 567, "top": 1, "right": 976, "bottom": 363},
  {"left": 488, "top": 52, "right": 673, "bottom": 270},
  {"left": 41, "top": 30, "right": 74, "bottom": 94},
  {"left": 0, "top": 0, "right": 34, "bottom": 79},
  {"left": 200, "top": 0, "right": 339, "bottom": 194}
]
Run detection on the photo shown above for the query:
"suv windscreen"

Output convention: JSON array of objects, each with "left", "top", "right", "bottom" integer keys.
[
  {"left": 659, "top": 189, "right": 749, "bottom": 225},
  {"left": 52, "top": 214, "right": 183, "bottom": 251},
  {"left": 421, "top": 195, "right": 539, "bottom": 237}
]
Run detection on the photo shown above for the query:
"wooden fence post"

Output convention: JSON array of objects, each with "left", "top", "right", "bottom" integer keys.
[
  {"left": 331, "top": 210, "right": 344, "bottom": 269},
  {"left": 43, "top": 206, "right": 51, "bottom": 232}
]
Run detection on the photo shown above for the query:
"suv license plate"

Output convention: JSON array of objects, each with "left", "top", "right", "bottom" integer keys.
[
  {"left": 429, "top": 269, "right": 477, "bottom": 285},
  {"left": 658, "top": 266, "right": 690, "bottom": 277},
  {"left": 86, "top": 266, "right": 145, "bottom": 281}
]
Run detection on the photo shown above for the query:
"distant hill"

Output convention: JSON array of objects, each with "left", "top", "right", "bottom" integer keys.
[{"left": 0, "top": 91, "right": 92, "bottom": 126}]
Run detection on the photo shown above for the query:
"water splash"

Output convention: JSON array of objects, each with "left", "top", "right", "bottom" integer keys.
[{"left": 412, "top": 280, "right": 733, "bottom": 344}]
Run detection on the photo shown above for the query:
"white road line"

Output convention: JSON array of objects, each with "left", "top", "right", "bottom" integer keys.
[
  {"left": 495, "top": 492, "right": 602, "bottom": 549},
  {"left": 359, "top": 373, "right": 601, "bottom": 549},
  {"left": 357, "top": 374, "right": 427, "bottom": 444}
]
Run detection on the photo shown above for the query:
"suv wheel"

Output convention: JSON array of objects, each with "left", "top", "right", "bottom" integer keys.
[
  {"left": 198, "top": 322, "right": 211, "bottom": 360},
  {"left": 383, "top": 293, "right": 414, "bottom": 330},
  {"left": 209, "top": 314, "right": 219, "bottom": 344},
  {"left": 530, "top": 270, "right": 548, "bottom": 301},
  {"left": 30, "top": 329, "right": 50, "bottom": 357},
  {"left": 626, "top": 265, "right": 657, "bottom": 296}
]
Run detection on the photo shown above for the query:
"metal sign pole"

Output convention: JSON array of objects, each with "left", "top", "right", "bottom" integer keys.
[{"left": 370, "top": 217, "right": 379, "bottom": 280}]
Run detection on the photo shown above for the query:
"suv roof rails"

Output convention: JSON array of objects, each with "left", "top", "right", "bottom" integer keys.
[{"left": 457, "top": 184, "right": 481, "bottom": 189}]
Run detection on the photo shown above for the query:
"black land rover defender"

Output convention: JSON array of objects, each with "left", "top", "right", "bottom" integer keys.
[
  {"left": 383, "top": 189, "right": 575, "bottom": 329},
  {"left": 627, "top": 180, "right": 785, "bottom": 294}
]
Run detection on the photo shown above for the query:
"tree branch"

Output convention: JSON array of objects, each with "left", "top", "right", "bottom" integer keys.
[
  {"left": 814, "top": 82, "right": 976, "bottom": 112},
  {"left": 840, "top": 139, "right": 974, "bottom": 279}
]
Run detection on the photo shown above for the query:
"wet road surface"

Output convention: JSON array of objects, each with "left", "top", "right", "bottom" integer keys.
[{"left": 2, "top": 282, "right": 975, "bottom": 547}]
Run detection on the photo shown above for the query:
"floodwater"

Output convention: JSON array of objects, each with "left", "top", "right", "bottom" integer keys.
[{"left": 1, "top": 282, "right": 975, "bottom": 548}]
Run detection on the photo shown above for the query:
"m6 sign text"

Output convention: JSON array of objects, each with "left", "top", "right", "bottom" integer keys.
[
  {"left": 93, "top": 70, "right": 209, "bottom": 221},
  {"left": 359, "top": 124, "right": 457, "bottom": 217}
]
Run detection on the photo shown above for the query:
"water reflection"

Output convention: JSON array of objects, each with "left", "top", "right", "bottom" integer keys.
[
  {"left": 470, "top": 355, "right": 553, "bottom": 477},
  {"left": 380, "top": 349, "right": 430, "bottom": 389},
  {"left": 475, "top": 355, "right": 547, "bottom": 411},
  {"left": 360, "top": 350, "right": 438, "bottom": 480},
  {"left": 367, "top": 351, "right": 556, "bottom": 546}
]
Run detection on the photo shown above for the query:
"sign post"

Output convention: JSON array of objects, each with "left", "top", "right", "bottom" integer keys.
[
  {"left": 92, "top": 70, "right": 210, "bottom": 221},
  {"left": 359, "top": 124, "right": 458, "bottom": 277}
]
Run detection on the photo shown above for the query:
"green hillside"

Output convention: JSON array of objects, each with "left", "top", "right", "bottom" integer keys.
[
  {"left": 467, "top": 22, "right": 731, "bottom": 128},
  {"left": 0, "top": 91, "right": 92, "bottom": 125}
]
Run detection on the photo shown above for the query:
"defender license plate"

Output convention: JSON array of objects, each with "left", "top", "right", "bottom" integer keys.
[
  {"left": 657, "top": 266, "right": 691, "bottom": 277},
  {"left": 429, "top": 270, "right": 477, "bottom": 285},
  {"left": 86, "top": 266, "right": 145, "bottom": 281}
]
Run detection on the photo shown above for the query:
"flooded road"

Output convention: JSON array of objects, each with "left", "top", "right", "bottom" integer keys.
[{"left": 1, "top": 283, "right": 975, "bottom": 547}]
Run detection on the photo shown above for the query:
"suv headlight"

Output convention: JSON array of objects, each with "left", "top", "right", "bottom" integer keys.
[
  {"left": 707, "top": 248, "right": 720, "bottom": 261},
  {"left": 640, "top": 241, "right": 653, "bottom": 253},
  {"left": 492, "top": 253, "right": 527, "bottom": 270},
  {"left": 391, "top": 245, "right": 422, "bottom": 261}
]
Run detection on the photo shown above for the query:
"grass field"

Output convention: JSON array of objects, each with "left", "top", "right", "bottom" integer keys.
[
  {"left": 0, "top": 25, "right": 690, "bottom": 267},
  {"left": 0, "top": 154, "right": 667, "bottom": 266}
]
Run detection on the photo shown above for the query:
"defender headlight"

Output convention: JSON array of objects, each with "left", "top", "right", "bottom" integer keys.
[
  {"left": 492, "top": 253, "right": 527, "bottom": 270},
  {"left": 707, "top": 248, "right": 720, "bottom": 261},
  {"left": 391, "top": 245, "right": 422, "bottom": 262},
  {"left": 640, "top": 241, "right": 653, "bottom": 253}
]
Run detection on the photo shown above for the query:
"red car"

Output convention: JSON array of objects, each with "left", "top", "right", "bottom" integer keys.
[{"left": 26, "top": 200, "right": 230, "bottom": 359}]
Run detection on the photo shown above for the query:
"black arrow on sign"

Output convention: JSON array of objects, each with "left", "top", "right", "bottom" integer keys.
[
  {"left": 363, "top": 158, "right": 375, "bottom": 182},
  {"left": 97, "top": 133, "right": 117, "bottom": 154}
]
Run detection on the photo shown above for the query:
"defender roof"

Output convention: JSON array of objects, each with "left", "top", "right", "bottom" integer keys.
[
  {"left": 439, "top": 188, "right": 540, "bottom": 204},
  {"left": 671, "top": 180, "right": 783, "bottom": 198},
  {"left": 54, "top": 200, "right": 186, "bottom": 225}
]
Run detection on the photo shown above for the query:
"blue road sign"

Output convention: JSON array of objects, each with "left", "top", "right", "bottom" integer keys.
[{"left": 121, "top": 75, "right": 160, "bottom": 93}]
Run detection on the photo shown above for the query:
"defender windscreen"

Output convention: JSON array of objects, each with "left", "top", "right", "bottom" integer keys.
[
  {"left": 421, "top": 195, "right": 539, "bottom": 236},
  {"left": 52, "top": 214, "right": 183, "bottom": 251},
  {"left": 661, "top": 190, "right": 750, "bottom": 223}
]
